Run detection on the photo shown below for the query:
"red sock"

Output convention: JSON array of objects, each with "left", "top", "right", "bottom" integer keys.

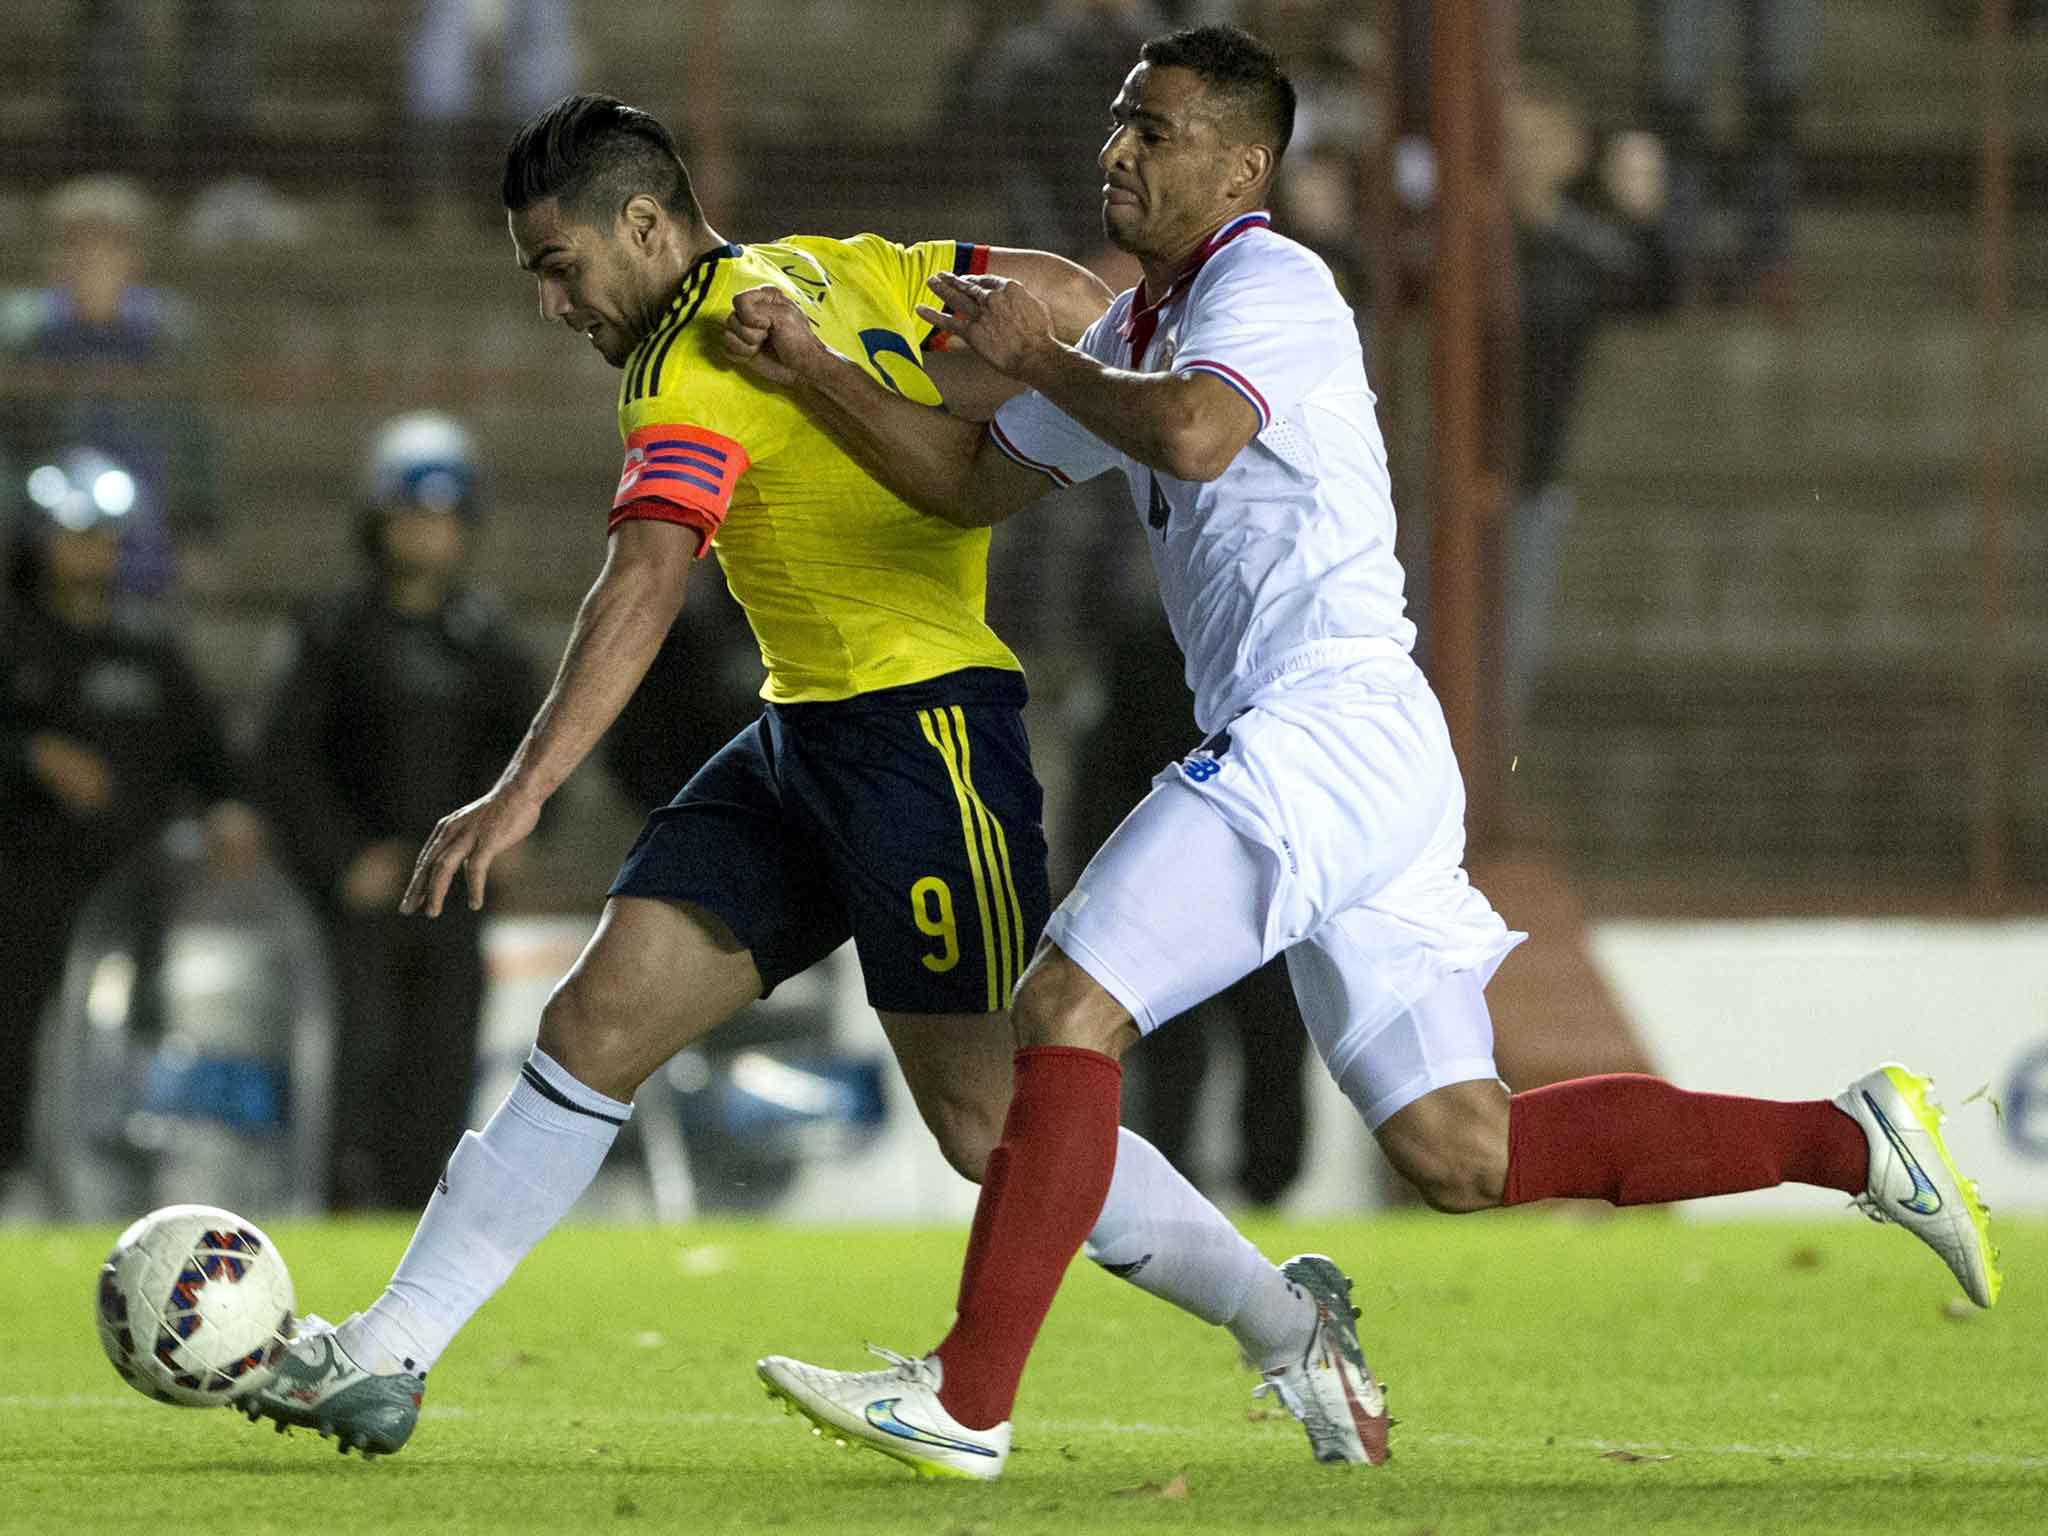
[
  {"left": 933, "top": 1045, "right": 1121, "bottom": 1430},
  {"left": 1503, "top": 1074, "right": 1869, "bottom": 1206}
]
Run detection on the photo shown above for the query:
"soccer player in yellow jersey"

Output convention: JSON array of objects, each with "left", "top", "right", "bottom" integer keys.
[{"left": 242, "top": 95, "right": 1350, "bottom": 1465}]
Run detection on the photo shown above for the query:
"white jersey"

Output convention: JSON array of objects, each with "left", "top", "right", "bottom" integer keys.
[{"left": 990, "top": 211, "right": 1415, "bottom": 734}]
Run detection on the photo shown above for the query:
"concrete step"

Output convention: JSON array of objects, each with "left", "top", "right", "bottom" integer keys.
[
  {"left": 1514, "top": 662, "right": 2048, "bottom": 882},
  {"left": 1565, "top": 307, "right": 2048, "bottom": 481}
]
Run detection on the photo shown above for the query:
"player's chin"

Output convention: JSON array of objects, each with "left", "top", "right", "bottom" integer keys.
[{"left": 1099, "top": 203, "right": 1145, "bottom": 252}]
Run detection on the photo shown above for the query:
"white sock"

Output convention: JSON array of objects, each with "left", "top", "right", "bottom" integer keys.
[
  {"left": 338, "top": 1046, "right": 630, "bottom": 1374},
  {"left": 1083, "top": 1127, "right": 1315, "bottom": 1371}
]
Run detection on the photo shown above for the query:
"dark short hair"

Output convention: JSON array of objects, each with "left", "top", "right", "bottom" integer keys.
[
  {"left": 501, "top": 93, "right": 701, "bottom": 226},
  {"left": 1140, "top": 25, "right": 1296, "bottom": 162}
]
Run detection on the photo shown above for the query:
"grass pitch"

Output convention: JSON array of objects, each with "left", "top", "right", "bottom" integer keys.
[{"left": 2, "top": 1212, "right": 2042, "bottom": 1534}]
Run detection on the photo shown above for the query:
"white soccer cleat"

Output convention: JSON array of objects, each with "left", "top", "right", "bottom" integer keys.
[
  {"left": 1253, "top": 1255, "right": 1390, "bottom": 1465},
  {"left": 757, "top": 1345, "right": 1010, "bottom": 1481},
  {"left": 1836, "top": 1063, "right": 2003, "bottom": 1308}
]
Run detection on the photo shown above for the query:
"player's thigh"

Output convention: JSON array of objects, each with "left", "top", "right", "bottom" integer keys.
[
  {"left": 538, "top": 895, "right": 763, "bottom": 1098},
  {"left": 1043, "top": 778, "right": 1271, "bottom": 1038},
  {"left": 790, "top": 674, "right": 1051, "bottom": 1018},
  {"left": 875, "top": 1007, "right": 1017, "bottom": 1181},
  {"left": 1287, "top": 939, "right": 1503, "bottom": 1134},
  {"left": 609, "top": 714, "right": 851, "bottom": 999}
]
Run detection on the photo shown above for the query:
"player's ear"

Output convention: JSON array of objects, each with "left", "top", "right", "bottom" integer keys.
[
  {"left": 620, "top": 193, "right": 664, "bottom": 251},
  {"left": 1230, "top": 143, "right": 1274, "bottom": 200}
]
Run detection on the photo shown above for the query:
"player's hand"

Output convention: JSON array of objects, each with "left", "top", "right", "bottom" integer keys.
[
  {"left": 29, "top": 731, "right": 114, "bottom": 816},
  {"left": 918, "top": 272, "right": 1058, "bottom": 380},
  {"left": 400, "top": 783, "right": 543, "bottom": 918},
  {"left": 724, "top": 285, "right": 824, "bottom": 386}
]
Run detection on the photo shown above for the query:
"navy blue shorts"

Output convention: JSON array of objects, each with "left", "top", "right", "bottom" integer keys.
[{"left": 609, "top": 668, "right": 1050, "bottom": 1014}]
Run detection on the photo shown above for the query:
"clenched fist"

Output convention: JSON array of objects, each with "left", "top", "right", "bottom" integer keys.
[{"left": 723, "top": 285, "right": 830, "bottom": 386}]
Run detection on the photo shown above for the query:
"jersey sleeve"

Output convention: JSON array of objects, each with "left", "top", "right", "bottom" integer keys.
[
  {"left": 613, "top": 345, "right": 759, "bottom": 553},
  {"left": 985, "top": 307, "right": 1122, "bottom": 487},
  {"left": 835, "top": 233, "right": 991, "bottom": 352},
  {"left": 1170, "top": 242, "right": 1346, "bottom": 432},
  {"left": 988, "top": 386, "right": 1118, "bottom": 489}
]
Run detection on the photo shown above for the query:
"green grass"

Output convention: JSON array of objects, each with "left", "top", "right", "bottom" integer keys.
[{"left": 3, "top": 1213, "right": 2042, "bottom": 1534}]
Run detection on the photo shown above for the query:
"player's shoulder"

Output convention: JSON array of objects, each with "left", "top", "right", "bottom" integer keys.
[
  {"left": 759, "top": 230, "right": 950, "bottom": 293},
  {"left": 1196, "top": 225, "right": 1339, "bottom": 300},
  {"left": 621, "top": 249, "right": 754, "bottom": 409}
]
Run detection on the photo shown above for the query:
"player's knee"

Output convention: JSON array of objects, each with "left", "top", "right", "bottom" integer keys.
[
  {"left": 1377, "top": 1087, "right": 1510, "bottom": 1213},
  {"left": 927, "top": 1106, "right": 999, "bottom": 1184},
  {"left": 1400, "top": 1126, "right": 1508, "bottom": 1213},
  {"left": 536, "top": 977, "right": 639, "bottom": 1101},
  {"left": 1009, "top": 946, "right": 1135, "bottom": 1056}
]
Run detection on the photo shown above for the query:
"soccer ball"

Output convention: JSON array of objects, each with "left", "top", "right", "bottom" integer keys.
[{"left": 95, "top": 1204, "right": 295, "bottom": 1407}]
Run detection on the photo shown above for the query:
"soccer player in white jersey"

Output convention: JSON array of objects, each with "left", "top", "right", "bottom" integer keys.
[{"left": 727, "top": 25, "right": 2001, "bottom": 1481}]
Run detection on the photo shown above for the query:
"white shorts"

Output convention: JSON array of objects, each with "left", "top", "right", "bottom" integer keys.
[{"left": 1044, "top": 658, "right": 1524, "bottom": 1129}]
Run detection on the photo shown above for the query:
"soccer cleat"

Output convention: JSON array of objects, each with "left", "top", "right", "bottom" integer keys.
[
  {"left": 236, "top": 1313, "right": 425, "bottom": 1457},
  {"left": 1836, "top": 1064, "right": 2002, "bottom": 1308},
  {"left": 757, "top": 1345, "right": 1010, "bottom": 1481},
  {"left": 1252, "top": 1254, "right": 1390, "bottom": 1465}
]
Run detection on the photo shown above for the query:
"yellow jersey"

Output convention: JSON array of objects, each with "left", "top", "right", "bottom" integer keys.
[{"left": 609, "top": 234, "right": 1020, "bottom": 703}]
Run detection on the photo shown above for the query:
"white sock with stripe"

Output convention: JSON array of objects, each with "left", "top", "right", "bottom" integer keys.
[
  {"left": 337, "top": 1046, "right": 630, "bottom": 1375},
  {"left": 1085, "top": 1128, "right": 1315, "bottom": 1370}
]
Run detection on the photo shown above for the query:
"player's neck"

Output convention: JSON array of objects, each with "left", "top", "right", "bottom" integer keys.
[
  {"left": 1137, "top": 203, "right": 1262, "bottom": 301},
  {"left": 680, "top": 221, "right": 730, "bottom": 271}
]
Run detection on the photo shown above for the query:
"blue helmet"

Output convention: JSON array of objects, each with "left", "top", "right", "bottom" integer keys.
[{"left": 362, "top": 411, "right": 479, "bottom": 520}]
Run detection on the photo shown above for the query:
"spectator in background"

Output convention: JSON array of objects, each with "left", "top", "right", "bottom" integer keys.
[
  {"left": 0, "top": 447, "right": 258, "bottom": 1206},
  {"left": 258, "top": 413, "right": 540, "bottom": 1211},
  {"left": 1639, "top": 0, "right": 1815, "bottom": 308},
  {"left": 1066, "top": 587, "right": 1309, "bottom": 1208},
  {"left": 405, "top": 0, "right": 580, "bottom": 222},
  {"left": 0, "top": 176, "right": 222, "bottom": 602},
  {"left": 1502, "top": 82, "right": 1669, "bottom": 737}
]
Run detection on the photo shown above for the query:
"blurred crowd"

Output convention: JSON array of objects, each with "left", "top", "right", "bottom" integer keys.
[{"left": 2, "top": 0, "right": 1856, "bottom": 1217}]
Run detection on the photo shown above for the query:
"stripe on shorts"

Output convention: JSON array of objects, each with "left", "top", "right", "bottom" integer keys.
[
  {"left": 917, "top": 707, "right": 1015, "bottom": 1010},
  {"left": 937, "top": 708, "right": 1024, "bottom": 999}
]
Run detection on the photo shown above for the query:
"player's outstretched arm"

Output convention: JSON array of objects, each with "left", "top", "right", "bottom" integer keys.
[
  {"left": 401, "top": 519, "right": 696, "bottom": 918},
  {"left": 724, "top": 285, "right": 1050, "bottom": 528},
  {"left": 982, "top": 249, "right": 1114, "bottom": 344},
  {"left": 923, "top": 271, "right": 1259, "bottom": 483},
  {"left": 924, "top": 249, "right": 1114, "bottom": 421}
]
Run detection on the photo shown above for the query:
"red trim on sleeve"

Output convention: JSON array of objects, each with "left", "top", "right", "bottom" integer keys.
[
  {"left": 610, "top": 423, "right": 748, "bottom": 550},
  {"left": 1178, "top": 358, "right": 1272, "bottom": 429},
  {"left": 987, "top": 417, "right": 1072, "bottom": 488},
  {"left": 609, "top": 495, "right": 717, "bottom": 558},
  {"left": 963, "top": 243, "right": 991, "bottom": 276}
]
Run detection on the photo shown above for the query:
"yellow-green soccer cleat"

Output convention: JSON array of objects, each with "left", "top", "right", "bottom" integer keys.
[
  {"left": 1835, "top": 1064, "right": 2003, "bottom": 1307},
  {"left": 757, "top": 1346, "right": 1010, "bottom": 1481}
]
